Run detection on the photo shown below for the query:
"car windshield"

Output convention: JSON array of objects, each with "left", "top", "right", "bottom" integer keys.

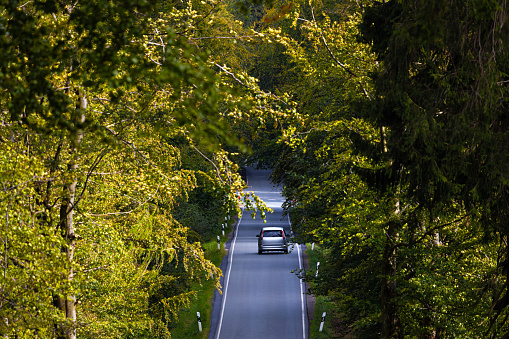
[{"left": 263, "top": 230, "right": 282, "bottom": 237}]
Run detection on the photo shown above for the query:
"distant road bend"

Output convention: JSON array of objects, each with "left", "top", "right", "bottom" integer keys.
[{"left": 210, "top": 168, "right": 308, "bottom": 339}]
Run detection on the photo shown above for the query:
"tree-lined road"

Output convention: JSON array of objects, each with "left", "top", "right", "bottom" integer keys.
[{"left": 212, "top": 168, "right": 307, "bottom": 339}]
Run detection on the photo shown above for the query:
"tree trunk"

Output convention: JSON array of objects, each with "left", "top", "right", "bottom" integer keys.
[
  {"left": 54, "top": 92, "right": 86, "bottom": 339},
  {"left": 381, "top": 208, "right": 401, "bottom": 339},
  {"left": 381, "top": 221, "right": 400, "bottom": 338}
]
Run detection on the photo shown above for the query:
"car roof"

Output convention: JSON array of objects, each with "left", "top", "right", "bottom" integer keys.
[{"left": 261, "top": 227, "right": 284, "bottom": 231}]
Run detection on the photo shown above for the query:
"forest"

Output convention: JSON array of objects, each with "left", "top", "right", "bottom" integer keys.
[{"left": 1, "top": 0, "right": 508, "bottom": 338}]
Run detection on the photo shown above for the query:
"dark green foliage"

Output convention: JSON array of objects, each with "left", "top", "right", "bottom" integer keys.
[
  {"left": 358, "top": 1, "right": 402, "bottom": 61},
  {"left": 309, "top": 243, "right": 382, "bottom": 337},
  {"left": 361, "top": 0, "right": 509, "bottom": 229},
  {"left": 356, "top": 0, "right": 509, "bottom": 336},
  {"left": 242, "top": 117, "right": 285, "bottom": 170},
  {"left": 174, "top": 189, "right": 223, "bottom": 240}
]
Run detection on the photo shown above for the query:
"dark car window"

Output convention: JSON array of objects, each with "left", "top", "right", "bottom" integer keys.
[{"left": 263, "top": 230, "right": 282, "bottom": 237}]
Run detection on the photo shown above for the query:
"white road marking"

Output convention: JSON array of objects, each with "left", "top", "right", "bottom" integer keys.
[
  {"left": 215, "top": 209, "right": 243, "bottom": 339},
  {"left": 289, "top": 215, "right": 307, "bottom": 339}
]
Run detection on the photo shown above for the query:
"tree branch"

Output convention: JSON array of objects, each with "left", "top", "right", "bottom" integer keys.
[
  {"left": 214, "top": 63, "right": 289, "bottom": 106},
  {"left": 310, "top": 5, "right": 356, "bottom": 77},
  {"left": 191, "top": 145, "right": 226, "bottom": 186}
]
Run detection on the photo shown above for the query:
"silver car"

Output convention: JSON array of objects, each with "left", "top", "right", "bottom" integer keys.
[{"left": 256, "top": 227, "right": 288, "bottom": 254}]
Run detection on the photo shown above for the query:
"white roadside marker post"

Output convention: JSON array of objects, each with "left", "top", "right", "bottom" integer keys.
[
  {"left": 311, "top": 242, "right": 315, "bottom": 250},
  {"left": 197, "top": 312, "right": 202, "bottom": 332},
  {"left": 222, "top": 223, "right": 225, "bottom": 236},
  {"left": 315, "top": 261, "right": 320, "bottom": 278},
  {"left": 319, "top": 312, "right": 326, "bottom": 332},
  {"left": 217, "top": 235, "right": 220, "bottom": 251}
]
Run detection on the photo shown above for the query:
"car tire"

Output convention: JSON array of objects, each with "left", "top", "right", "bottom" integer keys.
[
  {"left": 284, "top": 248, "right": 288, "bottom": 254},
  {"left": 258, "top": 249, "right": 262, "bottom": 254}
]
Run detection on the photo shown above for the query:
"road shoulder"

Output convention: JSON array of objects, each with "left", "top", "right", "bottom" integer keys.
[{"left": 302, "top": 244, "right": 316, "bottom": 337}]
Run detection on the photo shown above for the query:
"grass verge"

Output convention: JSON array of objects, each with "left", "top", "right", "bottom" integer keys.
[
  {"left": 169, "top": 225, "right": 232, "bottom": 338},
  {"left": 306, "top": 244, "right": 335, "bottom": 339},
  {"left": 310, "top": 296, "right": 334, "bottom": 339}
]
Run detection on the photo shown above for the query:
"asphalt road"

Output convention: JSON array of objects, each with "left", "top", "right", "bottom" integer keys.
[{"left": 210, "top": 168, "right": 308, "bottom": 339}]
